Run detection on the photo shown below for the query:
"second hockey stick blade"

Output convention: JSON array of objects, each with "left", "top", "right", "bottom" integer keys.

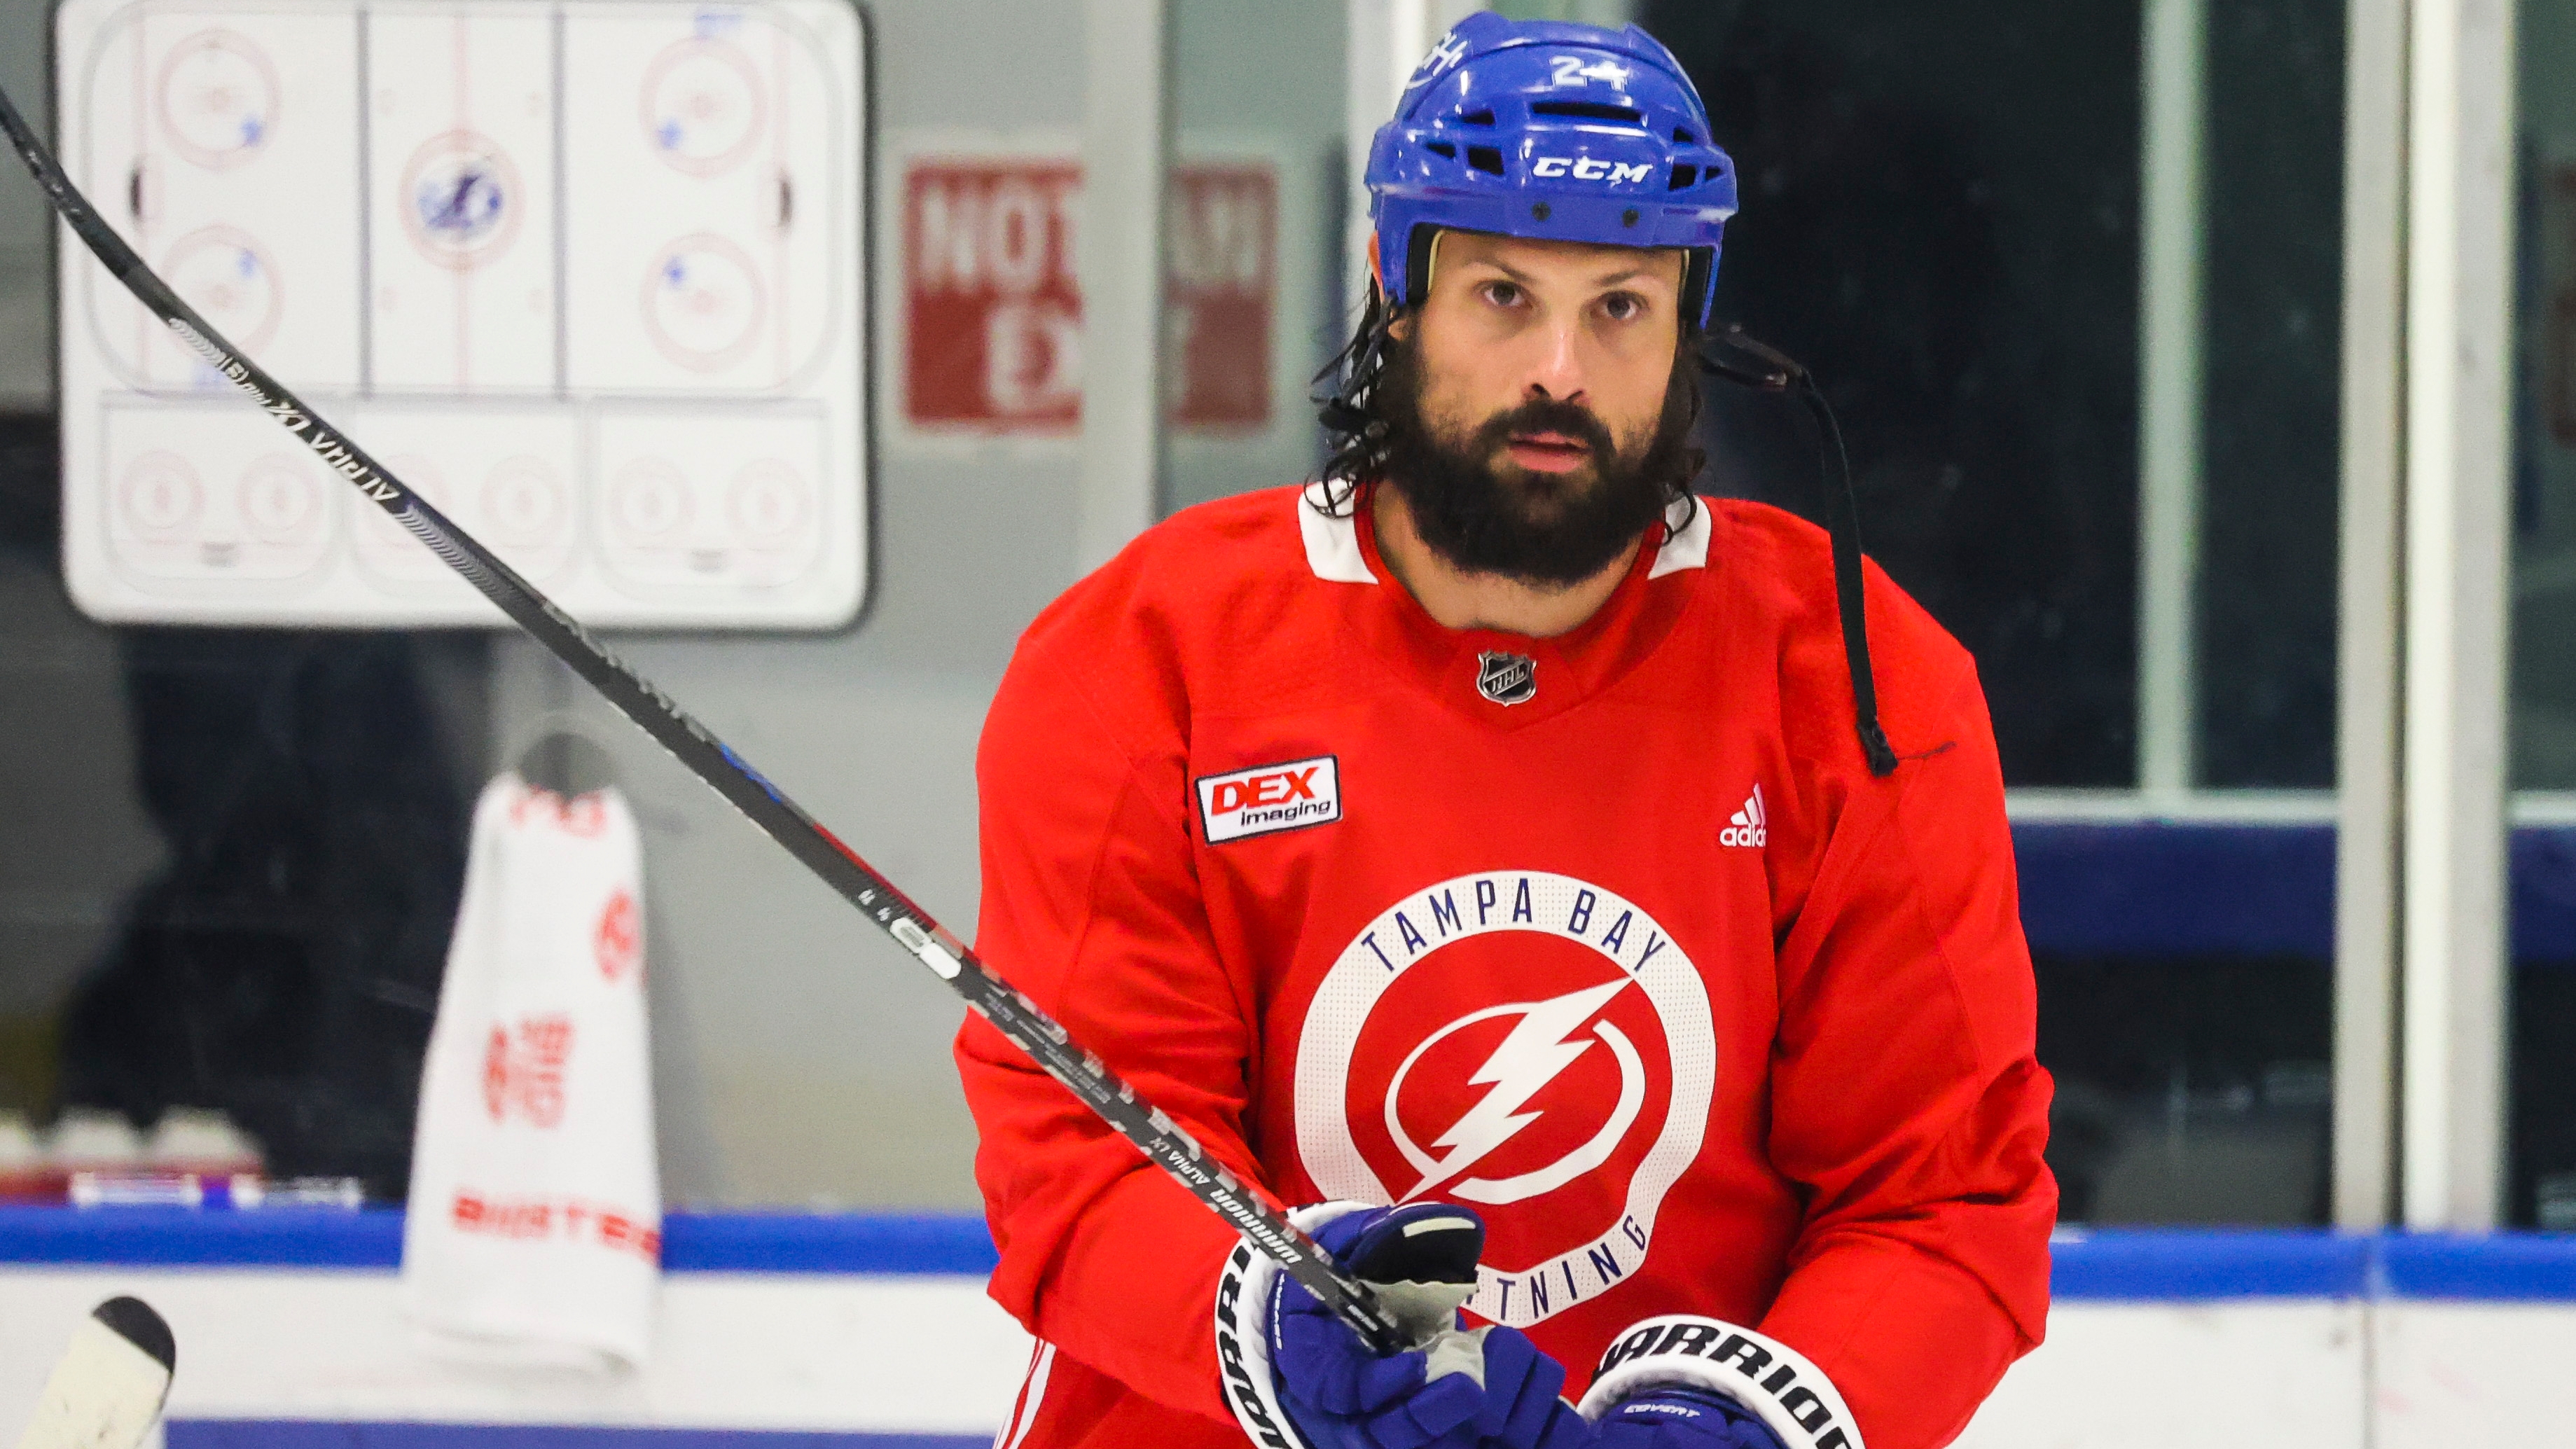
[{"left": 15, "top": 1297, "right": 176, "bottom": 1449}]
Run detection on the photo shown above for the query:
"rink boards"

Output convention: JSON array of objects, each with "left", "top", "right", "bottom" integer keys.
[{"left": 1, "top": 1212, "right": 2572, "bottom": 1449}]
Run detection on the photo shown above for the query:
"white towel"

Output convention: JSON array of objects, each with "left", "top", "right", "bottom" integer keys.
[{"left": 403, "top": 772, "right": 660, "bottom": 1369}]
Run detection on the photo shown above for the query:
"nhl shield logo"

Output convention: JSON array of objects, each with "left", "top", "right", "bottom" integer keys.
[{"left": 1476, "top": 651, "right": 1537, "bottom": 706}]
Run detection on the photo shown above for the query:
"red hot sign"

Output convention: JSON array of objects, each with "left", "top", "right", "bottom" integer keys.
[{"left": 903, "top": 155, "right": 1277, "bottom": 436}]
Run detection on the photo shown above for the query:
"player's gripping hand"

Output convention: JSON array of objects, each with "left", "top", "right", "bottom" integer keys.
[
  {"left": 1251, "top": 1203, "right": 1588, "bottom": 1449},
  {"left": 1590, "top": 1386, "right": 1790, "bottom": 1449}
]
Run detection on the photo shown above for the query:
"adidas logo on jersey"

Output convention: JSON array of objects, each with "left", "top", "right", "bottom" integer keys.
[{"left": 1719, "top": 784, "right": 1768, "bottom": 849}]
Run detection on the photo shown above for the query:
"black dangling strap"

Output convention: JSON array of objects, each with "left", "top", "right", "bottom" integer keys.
[
  {"left": 1798, "top": 383, "right": 1899, "bottom": 777},
  {"left": 1699, "top": 328, "right": 1901, "bottom": 777}
]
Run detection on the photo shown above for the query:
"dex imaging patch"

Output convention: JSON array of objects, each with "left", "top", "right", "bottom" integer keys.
[{"left": 1196, "top": 756, "right": 1341, "bottom": 844}]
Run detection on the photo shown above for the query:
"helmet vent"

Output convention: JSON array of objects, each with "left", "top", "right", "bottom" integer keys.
[
  {"left": 1530, "top": 100, "right": 1643, "bottom": 124},
  {"left": 1668, "top": 163, "right": 1698, "bottom": 190},
  {"left": 1427, "top": 141, "right": 1457, "bottom": 158},
  {"left": 1460, "top": 109, "right": 1496, "bottom": 126},
  {"left": 1466, "top": 146, "right": 1506, "bottom": 176},
  {"left": 1674, "top": 127, "right": 1696, "bottom": 143}
]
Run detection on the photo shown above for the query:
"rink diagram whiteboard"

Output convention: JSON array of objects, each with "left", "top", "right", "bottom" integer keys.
[{"left": 53, "top": 0, "right": 869, "bottom": 628}]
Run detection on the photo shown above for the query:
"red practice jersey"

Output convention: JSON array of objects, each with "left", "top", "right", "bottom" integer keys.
[{"left": 957, "top": 485, "right": 2056, "bottom": 1449}]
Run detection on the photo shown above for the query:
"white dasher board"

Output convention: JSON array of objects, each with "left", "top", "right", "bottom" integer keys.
[{"left": 55, "top": 0, "right": 868, "bottom": 628}]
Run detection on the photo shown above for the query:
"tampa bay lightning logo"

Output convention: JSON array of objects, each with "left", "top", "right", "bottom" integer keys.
[
  {"left": 1296, "top": 871, "right": 1715, "bottom": 1329},
  {"left": 401, "top": 132, "right": 525, "bottom": 270},
  {"left": 417, "top": 160, "right": 508, "bottom": 246},
  {"left": 1387, "top": 978, "right": 1647, "bottom": 1206},
  {"left": 1412, "top": 26, "right": 1471, "bottom": 83}
]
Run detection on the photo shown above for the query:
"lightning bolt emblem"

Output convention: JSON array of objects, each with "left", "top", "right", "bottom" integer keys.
[
  {"left": 1387, "top": 978, "right": 1644, "bottom": 1206},
  {"left": 1415, "top": 29, "right": 1469, "bottom": 81}
]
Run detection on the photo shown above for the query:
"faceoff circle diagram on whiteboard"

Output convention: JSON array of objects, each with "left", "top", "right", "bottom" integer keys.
[
  {"left": 642, "top": 234, "right": 767, "bottom": 371},
  {"left": 639, "top": 39, "right": 766, "bottom": 176},
  {"left": 162, "top": 226, "right": 283, "bottom": 356},
  {"left": 155, "top": 29, "right": 280, "bottom": 169},
  {"left": 238, "top": 457, "right": 324, "bottom": 543},
  {"left": 727, "top": 461, "right": 809, "bottom": 542},
  {"left": 483, "top": 458, "right": 570, "bottom": 546},
  {"left": 401, "top": 131, "right": 527, "bottom": 270},
  {"left": 609, "top": 460, "right": 693, "bottom": 541},
  {"left": 120, "top": 452, "right": 204, "bottom": 539}
]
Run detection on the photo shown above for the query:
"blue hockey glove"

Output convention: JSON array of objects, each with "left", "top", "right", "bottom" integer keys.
[
  {"left": 1592, "top": 1385, "right": 1791, "bottom": 1449},
  {"left": 1228, "top": 1202, "right": 1590, "bottom": 1449},
  {"left": 1575, "top": 1315, "right": 1862, "bottom": 1449}
]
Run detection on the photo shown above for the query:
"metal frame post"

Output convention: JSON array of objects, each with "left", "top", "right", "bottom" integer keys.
[
  {"left": 2138, "top": 0, "right": 2210, "bottom": 800},
  {"left": 1076, "top": 0, "right": 1172, "bottom": 571},
  {"left": 2401, "top": 0, "right": 2517, "bottom": 1230},
  {"left": 2334, "top": 0, "right": 2410, "bottom": 1233}
]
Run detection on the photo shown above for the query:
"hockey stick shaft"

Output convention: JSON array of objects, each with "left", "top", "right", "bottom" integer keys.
[{"left": 0, "top": 84, "right": 1402, "bottom": 1354}]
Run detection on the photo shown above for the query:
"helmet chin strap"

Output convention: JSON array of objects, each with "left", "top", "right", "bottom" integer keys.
[{"left": 1700, "top": 328, "right": 1901, "bottom": 778}]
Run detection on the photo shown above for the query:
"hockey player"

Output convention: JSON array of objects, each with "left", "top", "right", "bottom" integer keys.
[{"left": 957, "top": 15, "right": 2054, "bottom": 1449}]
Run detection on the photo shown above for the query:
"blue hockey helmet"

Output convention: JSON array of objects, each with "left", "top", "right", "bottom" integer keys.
[{"left": 1364, "top": 13, "right": 1738, "bottom": 330}]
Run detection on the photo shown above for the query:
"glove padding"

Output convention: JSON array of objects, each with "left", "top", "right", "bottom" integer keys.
[
  {"left": 1593, "top": 1385, "right": 1792, "bottom": 1449},
  {"left": 1268, "top": 1203, "right": 1588, "bottom": 1449},
  {"left": 1576, "top": 1315, "right": 1862, "bottom": 1449}
]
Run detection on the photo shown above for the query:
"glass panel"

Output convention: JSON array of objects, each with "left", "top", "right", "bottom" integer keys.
[
  {"left": 0, "top": 410, "right": 485, "bottom": 1196},
  {"left": 1649, "top": 0, "right": 2144, "bottom": 788},
  {"left": 2508, "top": 1, "right": 2576, "bottom": 1228},
  {"left": 2518, "top": 8, "right": 2576, "bottom": 789},
  {"left": 0, "top": 8, "right": 48, "bottom": 409},
  {"left": 2510, "top": 884, "right": 2576, "bottom": 1228},
  {"left": 2196, "top": 0, "right": 2344, "bottom": 789},
  {"left": 2040, "top": 955, "right": 2333, "bottom": 1223},
  {"left": 1646, "top": 0, "right": 2346, "bottom": 1223}
]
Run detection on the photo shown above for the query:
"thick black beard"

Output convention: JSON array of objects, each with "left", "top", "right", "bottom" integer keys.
[{"left": 1373, "top": 343, "right": 1698, "bottom": 588}]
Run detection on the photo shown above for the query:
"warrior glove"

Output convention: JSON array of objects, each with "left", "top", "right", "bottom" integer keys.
[
  {"left": 1215, "top": 1202, "right": 1590, "bottom": 1449},
  {"left": 1590, "top": 1385, "right": 1789, "bottom": 1449},
  {"left": 1577, "top": 1317, "right": 1862, "bottom": 1449}
]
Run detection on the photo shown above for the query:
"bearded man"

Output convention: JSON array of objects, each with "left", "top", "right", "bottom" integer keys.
[{"left": 954, "top": 16, "right": 2054, "bottom": 1449}]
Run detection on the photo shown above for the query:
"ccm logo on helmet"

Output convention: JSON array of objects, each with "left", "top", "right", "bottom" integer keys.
[
  {"left": 1532, "top": 156, "right": 1655, "bottom": 184},
  {"left": 1197, "top": 756, "right": 1341, "bottom": 845}
]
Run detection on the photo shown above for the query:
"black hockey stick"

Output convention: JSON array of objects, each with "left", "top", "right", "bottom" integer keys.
[{"left": 0, "top": 85, "right": 1404, "bottom": 1357}]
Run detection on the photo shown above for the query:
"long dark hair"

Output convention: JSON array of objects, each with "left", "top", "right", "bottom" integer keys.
[{"left": 1307, "top": 281, "right": 1707, "bottom": 528}]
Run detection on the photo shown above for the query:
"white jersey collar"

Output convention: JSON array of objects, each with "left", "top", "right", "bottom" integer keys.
[
  {"left": 1647, "top": 495, "right": 1711, "bottom": 578},
  {"left": 1299, "top": 487, "right": 1709, "bottom": 584},
  {"left": 1298, "top": 484, "right": 1379, "bottom": 582}
]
